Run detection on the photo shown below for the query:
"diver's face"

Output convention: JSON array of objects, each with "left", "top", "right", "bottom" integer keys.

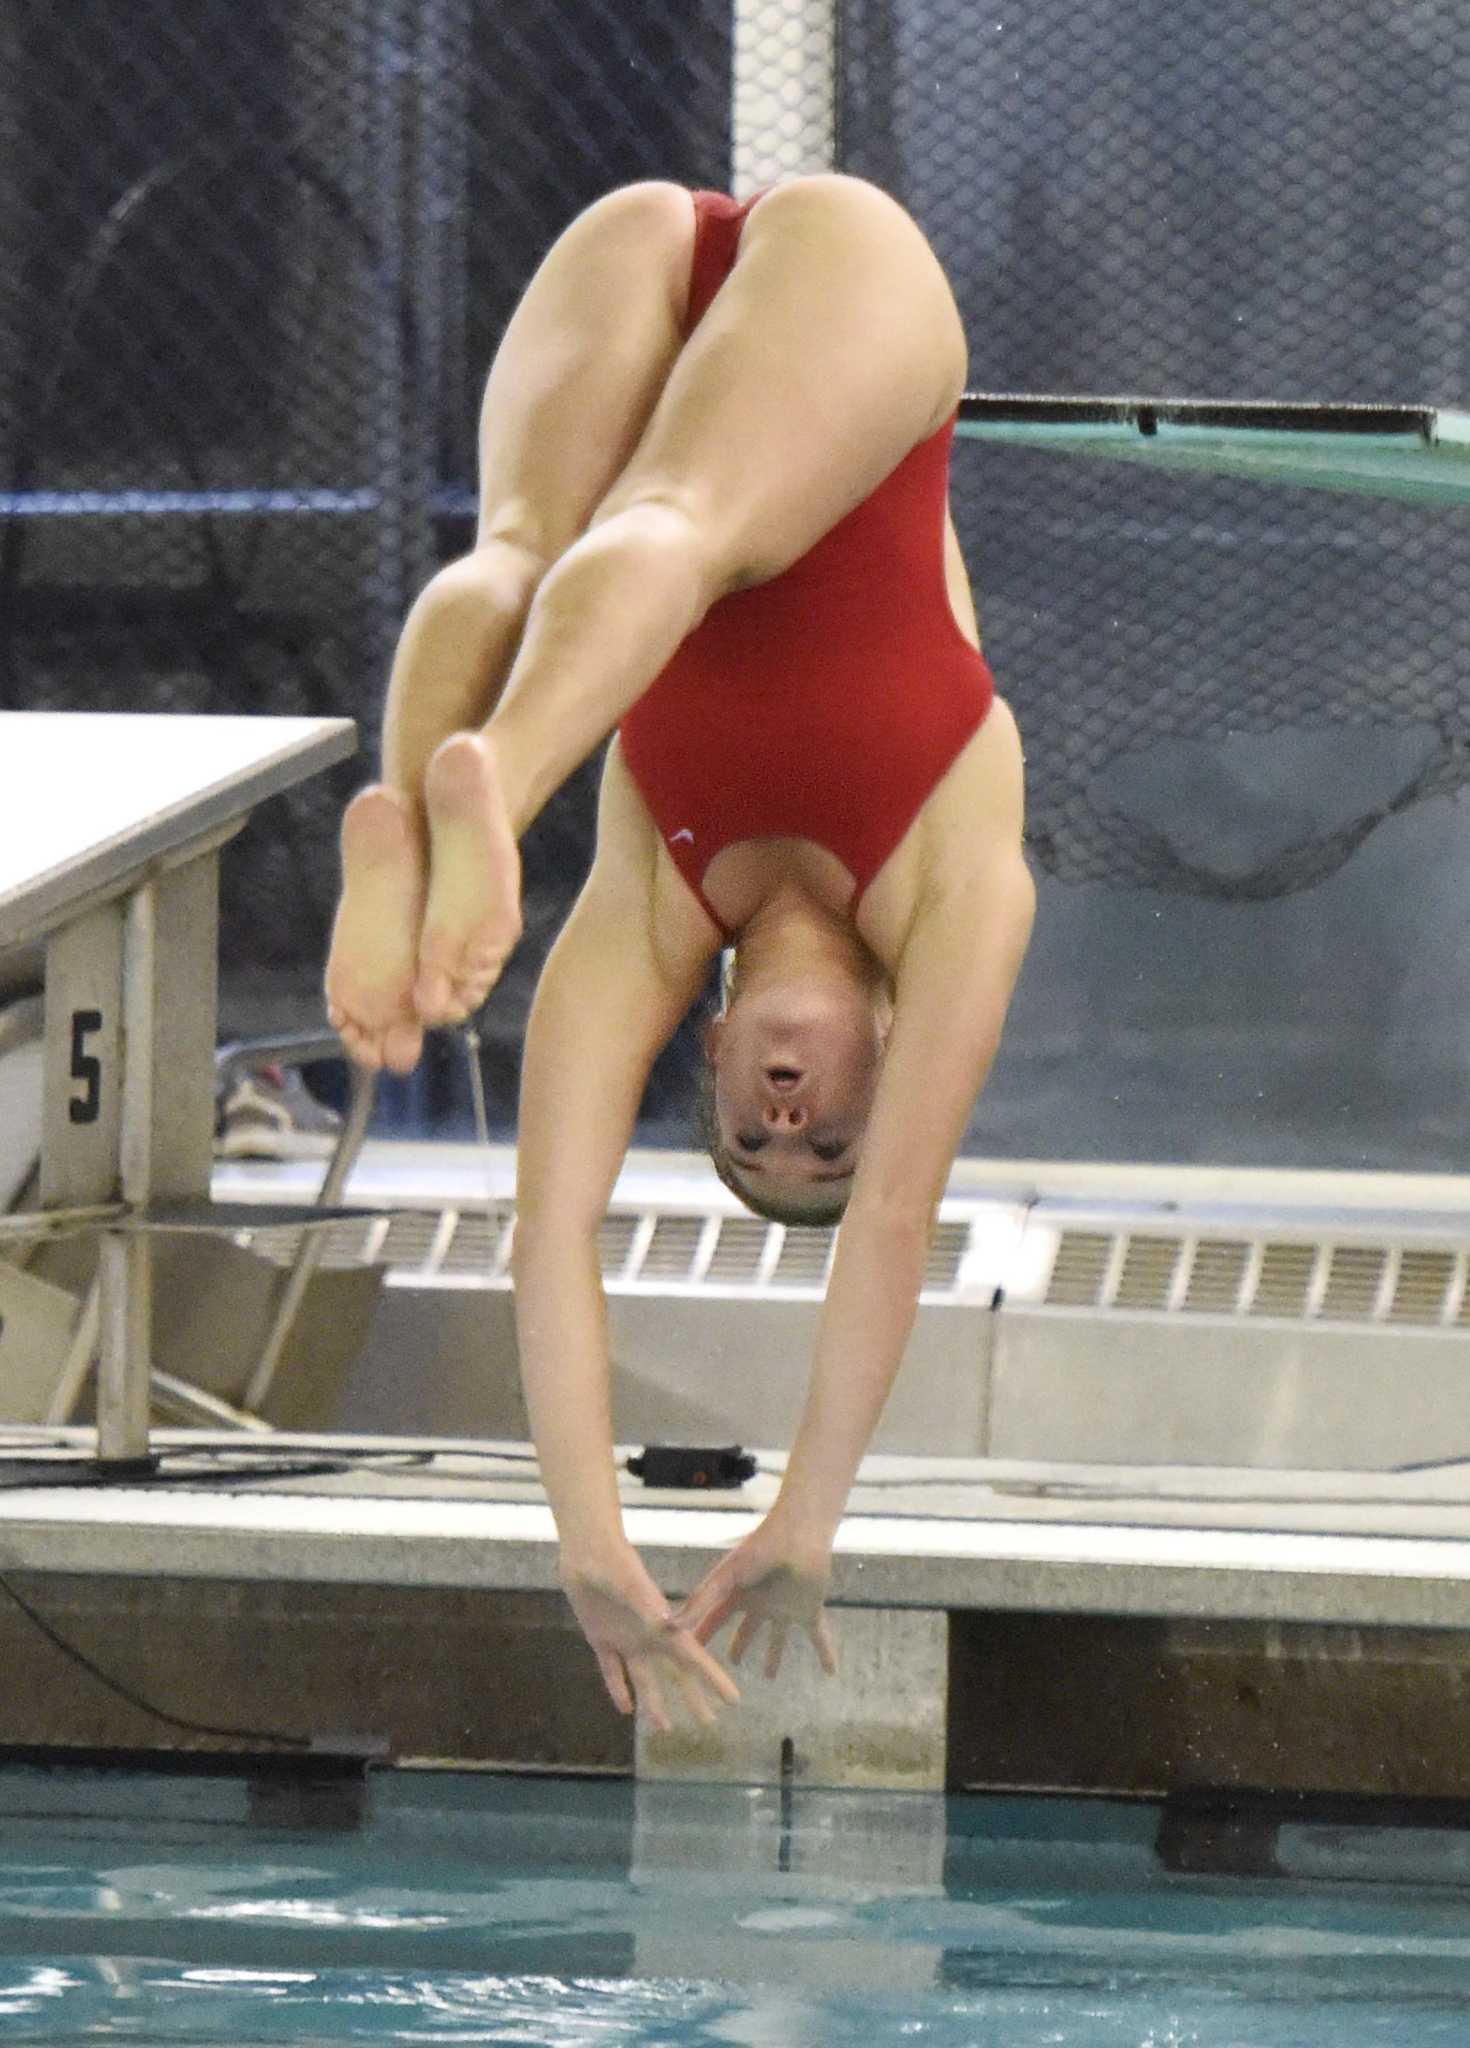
[{"left": 707, "top": 981, "right": 883, "bottom": 1198}]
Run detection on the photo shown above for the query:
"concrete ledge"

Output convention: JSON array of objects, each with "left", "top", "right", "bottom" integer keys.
[
  {"left": 3, "top": 1456, "right": 1470, "bottom": 1630},
  {"left": 0, "top": 1574, "right": 631, "bottom": 1772},
  {"left": 639, "top": 1609, "right": 948, "bottom": 1791},
  {"left": 950, "top": 1612, "right": 1470, "bottom": 1800}
]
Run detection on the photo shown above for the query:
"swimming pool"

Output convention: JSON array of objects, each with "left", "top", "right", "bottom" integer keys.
[{"left": 2, "top": 1764, "right": 1469, "bottom": 2045}]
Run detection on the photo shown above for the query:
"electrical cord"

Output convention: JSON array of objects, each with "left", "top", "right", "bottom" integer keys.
[
  {"left": 0, "top": 1444, "right": 542, "bottom": 1494},
  {"left": 0, "top": 1449, "right": 444, "bottom": 1495},
  {"left": 0, "top": 1569, "right": 311, "bottom": 1750},
  {"left": 8, "top": 1435, "right": 1461, "bottom": 1507},
  {"left": 0, "top": 1445, "right": 544, "bottom": 1754}
]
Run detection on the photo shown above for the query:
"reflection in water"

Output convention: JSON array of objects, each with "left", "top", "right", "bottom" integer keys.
[{"left": 2, "top": 1777, "right": 1470, "bottom": 2042}]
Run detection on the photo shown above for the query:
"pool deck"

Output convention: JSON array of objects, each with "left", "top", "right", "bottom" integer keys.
[{"left": 2, "top": 1430, "right": 1469, "bottom": 1631}]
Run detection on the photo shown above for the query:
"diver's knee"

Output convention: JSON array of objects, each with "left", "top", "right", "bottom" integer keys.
[{"left": 414, "top": 540, "right": 547, "bottom": 632}]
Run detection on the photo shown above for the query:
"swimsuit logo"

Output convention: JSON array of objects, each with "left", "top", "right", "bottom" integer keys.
[{"left": 670, "top": 828, "right": 694, "bottom": 845}]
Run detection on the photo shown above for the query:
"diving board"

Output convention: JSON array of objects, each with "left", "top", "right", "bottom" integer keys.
[
  {"left": 957, "top": 395, "right": 1470, "bottom": 505},
  {"left": 0, "top": 713, "right": 356, "bottom": 1465}
]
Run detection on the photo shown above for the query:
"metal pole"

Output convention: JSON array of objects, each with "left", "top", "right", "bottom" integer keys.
[
  {"left": 732, "top": 0, "right": 837, "bottom": 196},
  {"left": 370, "top": 0, "right": 414, "bottom": 670},
  {"left": 242, "top": 1063, "right": 376, "bottom": 1415}
]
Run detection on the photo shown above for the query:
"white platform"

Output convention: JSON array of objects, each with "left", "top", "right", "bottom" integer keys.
[{"left": 0, "top": 712, "right": 355, "bottom": 953}]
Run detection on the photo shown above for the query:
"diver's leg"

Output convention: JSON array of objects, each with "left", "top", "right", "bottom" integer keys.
[
  {"left": 326, "top": 181, "right": 695, "bottom": 1067},
  {"left": 479, "top": 174, "right": 967, "bottom": 839},
  {"left": 327, "top": 543, "right": 544, "bottom": 1072}
]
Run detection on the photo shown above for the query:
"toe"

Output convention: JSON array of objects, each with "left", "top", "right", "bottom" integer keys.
[
  {"left": 413, "top": 966, "right": 451, "bottom": 1024},
  {"left": 338, "top": 1017, "right": 383, "bottom": 1072},
  {"left": 382, "top": 1020, "right": 424, "bottom": 1075}
]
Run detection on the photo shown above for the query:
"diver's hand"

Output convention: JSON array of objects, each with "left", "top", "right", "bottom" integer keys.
[
  {"left": 560, "top": 1547, "right": 740, "bottom": 1733},
  {"left": 677, "top": 1519, "right": 838, "bottom": 1681}
]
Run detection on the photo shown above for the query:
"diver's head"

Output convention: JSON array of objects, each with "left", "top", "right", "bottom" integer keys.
[{"left": 699, "top": 940, "right": 888, "bottom": 1224}]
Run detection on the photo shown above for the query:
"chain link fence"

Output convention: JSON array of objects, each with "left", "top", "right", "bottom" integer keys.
[
  {"left": 840, "top": 0, "right": 1470, "bottom": 903},
  {"left": 6, "top": 1, "right": 1470, "bottom": 1160}
]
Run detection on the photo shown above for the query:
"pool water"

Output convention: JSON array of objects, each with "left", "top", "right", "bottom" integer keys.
[{"left": 2, "top": 1765, "right": 1470, "bottom": 2044}]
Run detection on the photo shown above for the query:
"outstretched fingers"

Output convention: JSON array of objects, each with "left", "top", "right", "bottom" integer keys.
[
  {"left": 597, "top": 1648, "right": 635, "bottom": 1717},
  {"left": 626, "top": 1656, "right": 673, "bottom": 1735},
  {"left": 729, "top": 1610, "right": 760, "bottom": 1666},
  {"left": 677, "top": 1573, "right": 740, "bottom": 1649},
  {"left": 725, "top": 1606, "right": 787, "bottom": 1678},
  {"left": 727, "top": 1607, "right": 838, "bottom": 1681},
  {"left": 669, "top": 1627, "right": 741, "bottom": 1707},
  {"left": 673, "top": 1666, "right": 720, "bottom": 1728},
  {"left": 626, "top": 1627, "right": 740, "bottom": 1734}
]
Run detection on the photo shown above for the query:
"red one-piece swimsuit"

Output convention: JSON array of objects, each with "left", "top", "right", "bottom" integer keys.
[{"left": 618, "top": 188, "right": 996, "bottom": 938}]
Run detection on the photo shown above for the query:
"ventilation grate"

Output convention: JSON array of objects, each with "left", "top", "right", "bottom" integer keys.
[
  {"left": 439, "top": 1209, "right": 511, "bottom": 1275},
  {"left": 705, "top": 1216, "right": 769, "bottom": 1284},
  {"left": 925, "top": 1220, "right": 970, "bottom": 1289},
  {"left": 1114, "top": 1234, "right": 1183, "bottom": 1311},
  {"left": 244, "top": 1217, "right": 383, "bottom": 1270},
  {"left": 597, "top": 1213, "right": 640, "bottom": 1277},
  {"left": 1184, "top": 1239, "right": 1250, "bottom": 1313},
  {"left": 642, "top": 1213, "right": 709, "bottom": 1280},
  {"left": 1388, "top": 1249, "right": 1458, "bottom": 1326},
  {"left": 1041, "top": 1224, "right": 1470, "bottom": 1327},
  {"left": 1250, "top": 1242, "right": 1319, "bottom": 1319},
  {"left": 1045, "top": 1231, "right": 1115, "bottom": 1307},
  {"left": 336, "top": 1203, "right": 986, "bottom": 1294},
  {"left": 380, "top": 1210, "right": 447, "bottom": 1269},
  {"left": 225, "top": 1199, "right": 1470, "bottom": 1323},
  {"left": 771, "top": 1225, "right": 837, "bottom": 1288},
  {"left": 1319, "top": 1245, "right": 1388, "bottom": 1321}
]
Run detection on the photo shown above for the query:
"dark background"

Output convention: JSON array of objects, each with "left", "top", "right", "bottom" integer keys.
[{"left": 4, "top": 0, "right": 1469, "bottom": 1168}]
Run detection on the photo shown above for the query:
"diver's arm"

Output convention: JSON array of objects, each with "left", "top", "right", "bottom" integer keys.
[
  {"left": 676, "top": 854, "right": 1034, "bottom": 1662},
  {"left": 512, "top": 749, "right": 713, "bottom": 1564},
  {"left": 515, "top": 759, "right": 740, "bottom": 1728},
  {"left": 769, "top": 857, "right": 1035, "bottom": 1549},
  {"left": 512, "top": 900, "right": 666, "bottom": 1561}
]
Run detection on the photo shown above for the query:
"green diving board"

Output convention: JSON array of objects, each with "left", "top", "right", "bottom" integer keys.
[{"left": 956, "top": 395, "right": 1470, "bottom": 505}]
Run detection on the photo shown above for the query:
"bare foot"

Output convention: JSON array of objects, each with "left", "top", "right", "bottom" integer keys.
[
  {"left": 416, "top": 731, "right": 523, "bottom": 1026},
  {"left": 325, "top": 785, "right": 426, "bottom": 1074}
]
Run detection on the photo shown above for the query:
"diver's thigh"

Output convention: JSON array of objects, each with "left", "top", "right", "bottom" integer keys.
[
  {"left": 592, "top": 175, "right": 967, "bottom": 585},
  {"left": 476, "top": 181, "right": 694, "bottom": 559}
]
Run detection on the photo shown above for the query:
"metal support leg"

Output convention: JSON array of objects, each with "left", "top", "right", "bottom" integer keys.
[
  {"left": 96, "top": 1230, "right": 153, "bottom": 1466},
  {"left": 93, "top": 859, "right": 218, "bottom": 1465},
  {"left": 96, "top": 882, "right": 158, "bottom": 1466}
]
